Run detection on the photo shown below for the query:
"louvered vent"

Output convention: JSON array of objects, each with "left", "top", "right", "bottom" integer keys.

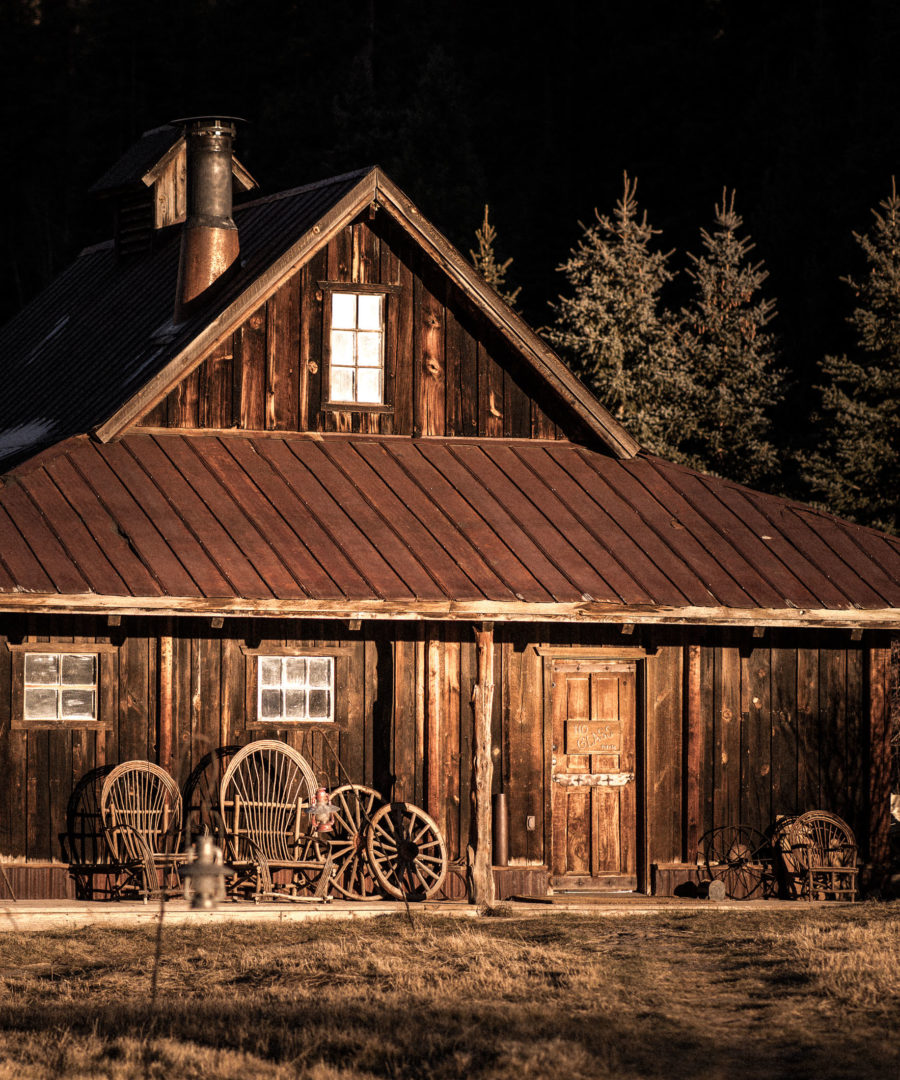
[{"left": 115, "top": 193, "right": 155, "bottom": 258}]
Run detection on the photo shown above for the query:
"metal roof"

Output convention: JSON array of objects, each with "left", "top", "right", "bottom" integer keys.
[
  {"left": 1, "top": 430, "right": 898, "bottom": 626},
  {"left": 0, "top": 169, "right": 373, "bottom": 465},
  {"left": 88, "top": 125, "right": 182, "bottom": 194}
]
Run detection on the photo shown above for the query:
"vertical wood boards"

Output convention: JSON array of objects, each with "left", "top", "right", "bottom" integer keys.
[
  {"left": 770, "top": 643, "right": 799, "bottom": 820},
  {"left": 265, "top": 275, "right": 300, "bottom": 431},
  {"left": 796, "top": 642, "right": 820, "bottom": 812},
  {"left": 868, "top": 645, "right": 891, "bottom": 865},
  {"left": 136, "top": 214, "right": 572, "bottom": 440},
  {"left": 645, "top": 646, "right": 682, "bottom": 865},
  {"left": 740, "top": 645, "right": 772, "bottom": 835},
  {"left": 0, "top": 617, "right": 890, "bottom": 891}
]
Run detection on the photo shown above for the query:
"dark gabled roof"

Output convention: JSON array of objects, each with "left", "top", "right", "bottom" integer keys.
[
  {"left": 0, "top": 168, "right": 372, "bottom": 464},
  {"left": 89, "top": 125, "right": 182, "bottom": 194},
  {"left": 0, "top": 430, "right": 898, "bottom": 627}
]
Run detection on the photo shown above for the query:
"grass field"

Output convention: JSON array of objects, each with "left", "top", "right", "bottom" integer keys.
[{"left": 0, "top": 905, "right": 897, "bottom": 1079}]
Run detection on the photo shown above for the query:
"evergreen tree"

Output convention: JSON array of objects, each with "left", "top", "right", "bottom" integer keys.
[
  {"left": 470, "top": 204, "right": 521, "bottom": 309},
  {"left": 676, "top": 190, "right": 783, "bottom": 484},
  {"left": 546, "top": 174, "right": 684, "bottom": 453},
  {"left": 804, "top": 180, "right": 900, "bottom": 533}
]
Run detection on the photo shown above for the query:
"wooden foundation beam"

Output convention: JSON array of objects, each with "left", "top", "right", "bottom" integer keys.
[{"left": 472, "top": 622, "right": 496, "bottom": 906}]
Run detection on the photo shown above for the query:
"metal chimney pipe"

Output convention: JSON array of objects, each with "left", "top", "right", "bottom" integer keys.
[{"left": 173, "top": 116, "right": 244, "bottom": 321}]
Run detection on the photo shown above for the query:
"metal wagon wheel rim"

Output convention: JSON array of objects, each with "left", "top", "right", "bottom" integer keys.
[
  {"left": 324, "top": 784, "right": 383, "bottom": 899},
  {"left": 366, "top": 802, "right": 448, "bottom": 900},
  {"left": 702, "top": 824, "right": 770, "bottom": 899}
]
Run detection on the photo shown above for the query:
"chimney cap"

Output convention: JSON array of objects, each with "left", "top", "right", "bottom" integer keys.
[{"left": 171, "top": 115, "right": 248, "bottom": 129}]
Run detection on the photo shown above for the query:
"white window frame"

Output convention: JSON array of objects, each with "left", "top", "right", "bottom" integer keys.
[
  {"left": 326, "top": 290, "right": 386, "bottom": 405},
  {"left": 256, "top": 654, "right": 335, "bottom": 724},
  {"left": 23, "top": 651, "right": 98, "bottom": 722}
]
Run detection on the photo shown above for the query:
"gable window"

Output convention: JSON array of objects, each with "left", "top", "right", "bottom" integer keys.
[
  {"left": 328, "top": 291, "right": 385, "bottom": 404},
  {"left": 257, "top": 655, "right": 334, "bottom": 723},
  {"left": 24, "top": 652, "right": 97, "bottom": 722}
]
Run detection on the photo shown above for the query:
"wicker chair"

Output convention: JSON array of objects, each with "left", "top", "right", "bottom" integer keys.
[
  {"left": 218, "top": 740, "right": 326, "bottom": 900},
  {"left": 786, "top": 810, "right": 858, "bottom": 902},
  {"left": 100, "top": 761, "right": 187, "bottom": 901}
]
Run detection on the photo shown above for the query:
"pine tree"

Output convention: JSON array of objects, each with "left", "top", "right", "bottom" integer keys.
[
  {"left": 470, "top": 205, "right": 521, "bottom": 309},
  {"left": 676, "top": 190, "right": 783, "bottom": 484},
  {"left": 546, "top": 174, "right": 684, "bottom": 453},
  {"left": 804, "top": 180, "right": 900, "bottom": 533}
]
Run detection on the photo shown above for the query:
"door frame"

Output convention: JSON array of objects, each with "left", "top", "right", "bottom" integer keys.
[{"left": 538, "top": 646, "right": 647, "bottom": 892}]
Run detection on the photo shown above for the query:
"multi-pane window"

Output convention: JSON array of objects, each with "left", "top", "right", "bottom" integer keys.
[
  {"left": 24, "top": 652, "right": 97, "bottom": 722},
  {"left": 258, "top": 656, "right": 334, "bottom": 723},
  {"left": 329, "top": 292, "right": 384, "bottom": 404}
]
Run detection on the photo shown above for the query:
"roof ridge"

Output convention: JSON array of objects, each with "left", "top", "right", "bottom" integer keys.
[{"left": 236, "top": 166, "right": 376, "bottom": 213}]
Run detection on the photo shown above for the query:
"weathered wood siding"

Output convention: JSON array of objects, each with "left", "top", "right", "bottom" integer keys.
[
  {"left": 137, "top": 214, "right": 576, "bottom": 440},
  {"left": 0, "top": 618, "right": 890, "bottom": 888}
]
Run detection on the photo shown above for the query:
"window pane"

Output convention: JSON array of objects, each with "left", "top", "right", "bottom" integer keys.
[
  {"left": 61, "top": 689, "right": 95, "bottom": 719},
  {"left": 259, "top": 658, "right": 282, "bottom": 687},
  {"left": 307, "top": 658, "right": 332, "bottom": 688},
  {"left": 357, "top": 331, "right": 382, "bottom": 367},
  {"left": 330, "top": 366, "right": 355, "bottom": 402},
  {"left": 284, "top": 657, "right": 307, "bottom": 687},
  {"left": 284, "top": 689, "right": 307, "bottom": 719},
  {"left": 331, "top": 293, "right": 357, "bottom": 329},
  {"left": 62, "top": 654, "right": 96, "bottom": 686},
  {"left": 260, "top": 689, "right": 283, "bottom": 720},
  {"left": 331, "top": 329, "right": 355, "bottom": 366},
  {"left": 356, "top": 368, "right": 382, "bottom": 404},
  {"left": 308, "top": 688, "right": 331, "bottom": 720},
  {"left": 25, "top": 688, "right": 58, "bottom": 720},
  {"left": 357, "top": 294, "right": 383, "bottom": 331},
  {"left": 25, "top": 653, "right": 59, "bottom": 685}
]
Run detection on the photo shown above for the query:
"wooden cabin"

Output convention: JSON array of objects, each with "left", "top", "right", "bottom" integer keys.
[{"left": 0, "top": 118, "right": 896, "bottom": 900}]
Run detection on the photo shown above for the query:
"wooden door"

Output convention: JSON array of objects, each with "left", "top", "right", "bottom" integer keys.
[{"left": 550, "top": 659, "right": 637, "bottom": 889}]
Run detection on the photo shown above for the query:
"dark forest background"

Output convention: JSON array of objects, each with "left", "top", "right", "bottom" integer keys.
[{"left": 2, "top": 0, "right": 900, "bottom": 492}]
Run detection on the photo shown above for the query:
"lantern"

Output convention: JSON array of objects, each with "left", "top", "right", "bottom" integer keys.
[
  {"left": 309, "top": 788, "right": 338, "bottom": 833},
  {"left": 181, "top": 834, "right": 232, "bottom": 909}
]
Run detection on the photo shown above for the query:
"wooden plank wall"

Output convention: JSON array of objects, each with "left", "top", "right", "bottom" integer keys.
[
  {"left": 138, "top": 214, "right": 574, "bottom": 440},
  {"left": 0, "top": 619, "right": 891, "bottom": 880}
]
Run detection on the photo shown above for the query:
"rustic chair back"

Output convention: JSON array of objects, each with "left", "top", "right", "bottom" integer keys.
[
  {"left": 218, "top": 740, "right": 319, "bottom": 863},
  {"left": 100, "top": 761, "right": 183, "bottom": 865},
  {"left": 787, "top": 810, "right": 858, "bottom": 901}
]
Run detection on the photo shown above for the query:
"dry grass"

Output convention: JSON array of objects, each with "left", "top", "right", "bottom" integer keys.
[{"left": 0, "top": 906, "right": 897, "bottom": 1078}]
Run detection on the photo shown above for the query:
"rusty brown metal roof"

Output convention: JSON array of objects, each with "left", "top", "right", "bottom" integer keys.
[{"left": 1, "top": 431, "right": 898, "bottom": 626}]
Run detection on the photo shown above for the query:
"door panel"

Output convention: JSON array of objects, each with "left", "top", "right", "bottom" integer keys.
[{"left": 550, "top": 659, "right": 637, "bottom": 889}]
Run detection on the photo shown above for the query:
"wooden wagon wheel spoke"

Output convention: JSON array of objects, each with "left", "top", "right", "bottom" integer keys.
[
  {"left": 701, "top": 825, "right": 771, "bottom": 900},
  {"left": 324, "top": 785, "right": 383, "bottom": 900},
  {"left": 367, "top": 802, "right": 448, "bottom": 900}
]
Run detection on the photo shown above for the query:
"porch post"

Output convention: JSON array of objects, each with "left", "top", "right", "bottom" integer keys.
[
  {"left": 158, "top": 619, "right": 174, "bottom": 773},
  {"left": 472, "top": 621, "right": 496, "bottom": 906}
]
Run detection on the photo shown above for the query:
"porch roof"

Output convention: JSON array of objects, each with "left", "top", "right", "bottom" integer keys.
[{"left": 0, "top": 430, "right": 899, "bottom": 628}]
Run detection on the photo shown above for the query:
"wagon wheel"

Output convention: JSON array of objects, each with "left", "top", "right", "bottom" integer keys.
[
  {"left": 702, "top": 825, "right": 771, "bottom": 899},
  {"left": 324, "top": 784, "right": 384, "bottom": 899},
  {"left": 366, "top": 802, "right": 448, "bottom": 900}
]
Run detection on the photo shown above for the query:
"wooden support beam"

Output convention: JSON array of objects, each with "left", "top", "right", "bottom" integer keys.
[
  {"left": 752, "top": 626, "right": 765, "bottom": 639},
  {"left": 621, "top": 623, "right": 635, "bottom": 636},
  {"left": 158, "top": 621, "right": 174, "bottom": 772},
  {"left": 472, "top": 621, "right": 496, "bottom": 907},
  {"left": 850, "top": 628, "right": 863, "bottom": 642},
  {"left": 868, "top": 643, "right": 893, "bottom": 867},
  {"left": 107, "top": 614, "right": 122, "bottom": 627},
  {"left": 426, "top": 630, "right": 442, "bottom": 823},
  {"left": 210, "top": 616, "right": 224, "bottom": 630}
]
